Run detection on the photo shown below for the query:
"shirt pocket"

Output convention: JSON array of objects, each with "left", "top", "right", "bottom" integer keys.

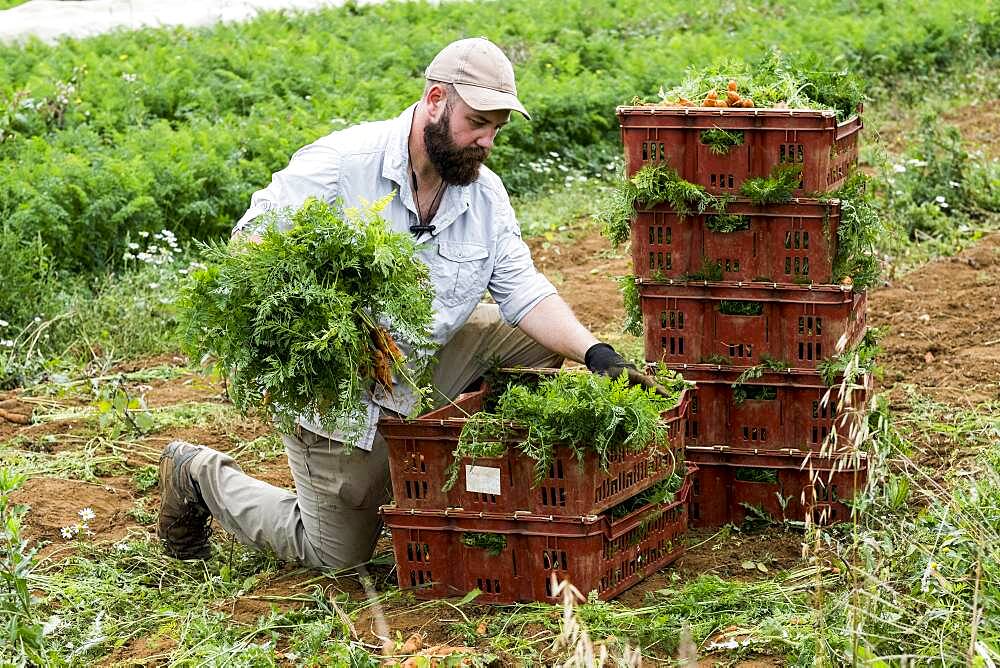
[{"left": 430, "top": 241, "right": 490, "bottom": 307}]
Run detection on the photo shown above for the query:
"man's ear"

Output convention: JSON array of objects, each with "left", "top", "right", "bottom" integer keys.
[{"left": 425, "top": 83, "right": 448, "bottom": 121}]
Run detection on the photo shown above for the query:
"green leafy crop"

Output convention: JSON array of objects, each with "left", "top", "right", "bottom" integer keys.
[
  {"left": 619, "top": 275, "right": 643, "bottom": 337},
  {"left": 828, "top": 172, "right": 883, "bottom": 290},
  {"left": 654, "top": 50, "right": 865, "bottom": 120},
  {"left": 178, "top": 196, "right": 434, "bottom": 442},
  {"left": 739, "top": 164, "right": 803, "bottom": 206},
  {"left": 598, "top": 165, "right": 731, "bottom": 247},
  {"left": 461, "top": 533, "right": 508, "bottom": 557},
  {"left": 448, "top": 369, "right": 689, "bottom": 489},
  {"left": 704, "top": 213, "right": 750, "bottom": 233},
  {"left": 732, "top": 355, "right": 790, "bottom": 404},
  {"left": 700, "top": 128, "right": 745, "bottom": 155},
  {"left": 608, "top": 471, "right": 685, "bottom": 519}
]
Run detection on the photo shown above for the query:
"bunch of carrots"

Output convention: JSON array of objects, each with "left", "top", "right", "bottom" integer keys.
[
  {"left": 673, "top": 80, "right": 754, "bottom": 108},
  {"left": 369, "top": 325, "right": 403, "bottom": 394}
]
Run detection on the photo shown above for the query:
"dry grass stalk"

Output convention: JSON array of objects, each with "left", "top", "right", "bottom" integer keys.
[{"left": 551, "top": 574, "right": 642, "bottom": 668}]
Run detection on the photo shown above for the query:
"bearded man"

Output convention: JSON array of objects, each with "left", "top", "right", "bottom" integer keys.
[{"left": 157, "top": 38, "right": 664, "bottom": 569}]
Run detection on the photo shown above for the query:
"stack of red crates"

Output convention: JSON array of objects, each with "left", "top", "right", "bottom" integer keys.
[
  {"left": 617, "top": 103, "right": 870, "bottom": 527},
  {"left": 379, "top": 374, "right": 692, "bottom": 603}
]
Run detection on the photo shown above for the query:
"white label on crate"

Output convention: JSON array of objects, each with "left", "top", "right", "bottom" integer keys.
[{"left": 465, "top": 465, "right": 501, "bottom": 495}]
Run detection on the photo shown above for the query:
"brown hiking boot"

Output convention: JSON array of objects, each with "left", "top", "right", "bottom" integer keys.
[{"left": 158, "top": 440, "right": 213, "bottom": 560}]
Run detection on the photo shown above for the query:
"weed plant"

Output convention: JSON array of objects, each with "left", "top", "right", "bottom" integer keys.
[
  {"left": 449, "top": 369, "right": 688, "bottom": 488},
  {"left": 877, "top": 114, "right": 1000, "bottom": 267},
  {"left": 178, "top": 197, "right": 434, "bottom": 441},
  {"left": 24, "top": 533, "right": 383, "bottom": 664},
  {"left": 817, "top": 327, "right": 883, "bottom": 386},
  {"left": 0, "top": 469, "right": 45, "bottom": 666},
  {"left": 0, "top": 232, "right": 190, "bottom": 389}
]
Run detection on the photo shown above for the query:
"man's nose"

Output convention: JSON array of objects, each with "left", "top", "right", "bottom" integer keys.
[{"left": 475, "top": 130, "right": 496, "bottom": 149}]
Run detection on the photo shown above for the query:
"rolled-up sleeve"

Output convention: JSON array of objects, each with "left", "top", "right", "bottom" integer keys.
[
  {"left": 233, "top": 141, "right": 342, "bottom": 235},
  {"left": 488, "top": 207, "right": 557, "bottom": 326}
]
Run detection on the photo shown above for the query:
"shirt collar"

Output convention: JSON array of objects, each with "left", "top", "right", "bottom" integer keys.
[
  {"left": 382, "top": 103, "right": 471, "bottom": 239},
  {"left": 381, "top": 103, "right": 414, "bottom": 189}
]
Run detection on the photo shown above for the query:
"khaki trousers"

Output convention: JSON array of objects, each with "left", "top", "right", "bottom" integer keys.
[{"left": 188, "top": 303, "right": 561, "bottom": 569}]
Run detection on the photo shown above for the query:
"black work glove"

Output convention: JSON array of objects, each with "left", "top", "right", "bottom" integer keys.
[{"left": 584, "top": 343, "right": 671, "bottom": 399}]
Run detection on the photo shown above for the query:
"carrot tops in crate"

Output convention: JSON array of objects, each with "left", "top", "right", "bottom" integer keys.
[
  {"left": 178, "top": 196, "right": 434, "bottom": 443},
  {"left": 642, "top": 51, "right": 864, "bottom": 120},
  {"left": 447, "top": 366, "right": 689, "bottom": 488}
]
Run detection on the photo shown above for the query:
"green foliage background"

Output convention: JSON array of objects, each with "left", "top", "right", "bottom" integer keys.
[{"left": 0, "top": 0, "right": 997, "bottom": 332}]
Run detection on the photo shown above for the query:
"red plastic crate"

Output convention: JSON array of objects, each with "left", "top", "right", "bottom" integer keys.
[
  {"left": 667, "top": 365, "right": 871, "bottom": 454},
  {"left": 383, "top": 472, "right": 692, "bottom": 603},
  {"left": 617, "top": 105, "right": 862, "bottom": 194},
  {"left": 686, "top": 447, "right": 867, "bottom": 527},
  {"left": 380, "top": 384, "right": 688, "bottom": 516},
  {"left": 631, "top": 198, "right": 841, "bottom": 283},
  {"left": 638, "top": 281, "right": 867, "bottom": 368}
]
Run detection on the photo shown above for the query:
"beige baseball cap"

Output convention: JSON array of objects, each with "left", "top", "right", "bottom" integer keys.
[{"left": 424, "top": 37, "right": 530, "bottom": 120}]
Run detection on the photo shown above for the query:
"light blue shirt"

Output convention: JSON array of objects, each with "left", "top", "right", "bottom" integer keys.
[{"left": 233, "top": 103, "right": 556, "bottom": 449}]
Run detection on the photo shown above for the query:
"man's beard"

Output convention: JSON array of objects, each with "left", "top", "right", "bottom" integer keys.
[{"left": 424, "top": 104, "right": 489, "bottom": 186}]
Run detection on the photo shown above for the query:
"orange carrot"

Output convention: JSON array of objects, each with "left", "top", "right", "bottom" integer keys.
[{"left": 372, "top": 350, "right": 394, "bottom": 393}]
